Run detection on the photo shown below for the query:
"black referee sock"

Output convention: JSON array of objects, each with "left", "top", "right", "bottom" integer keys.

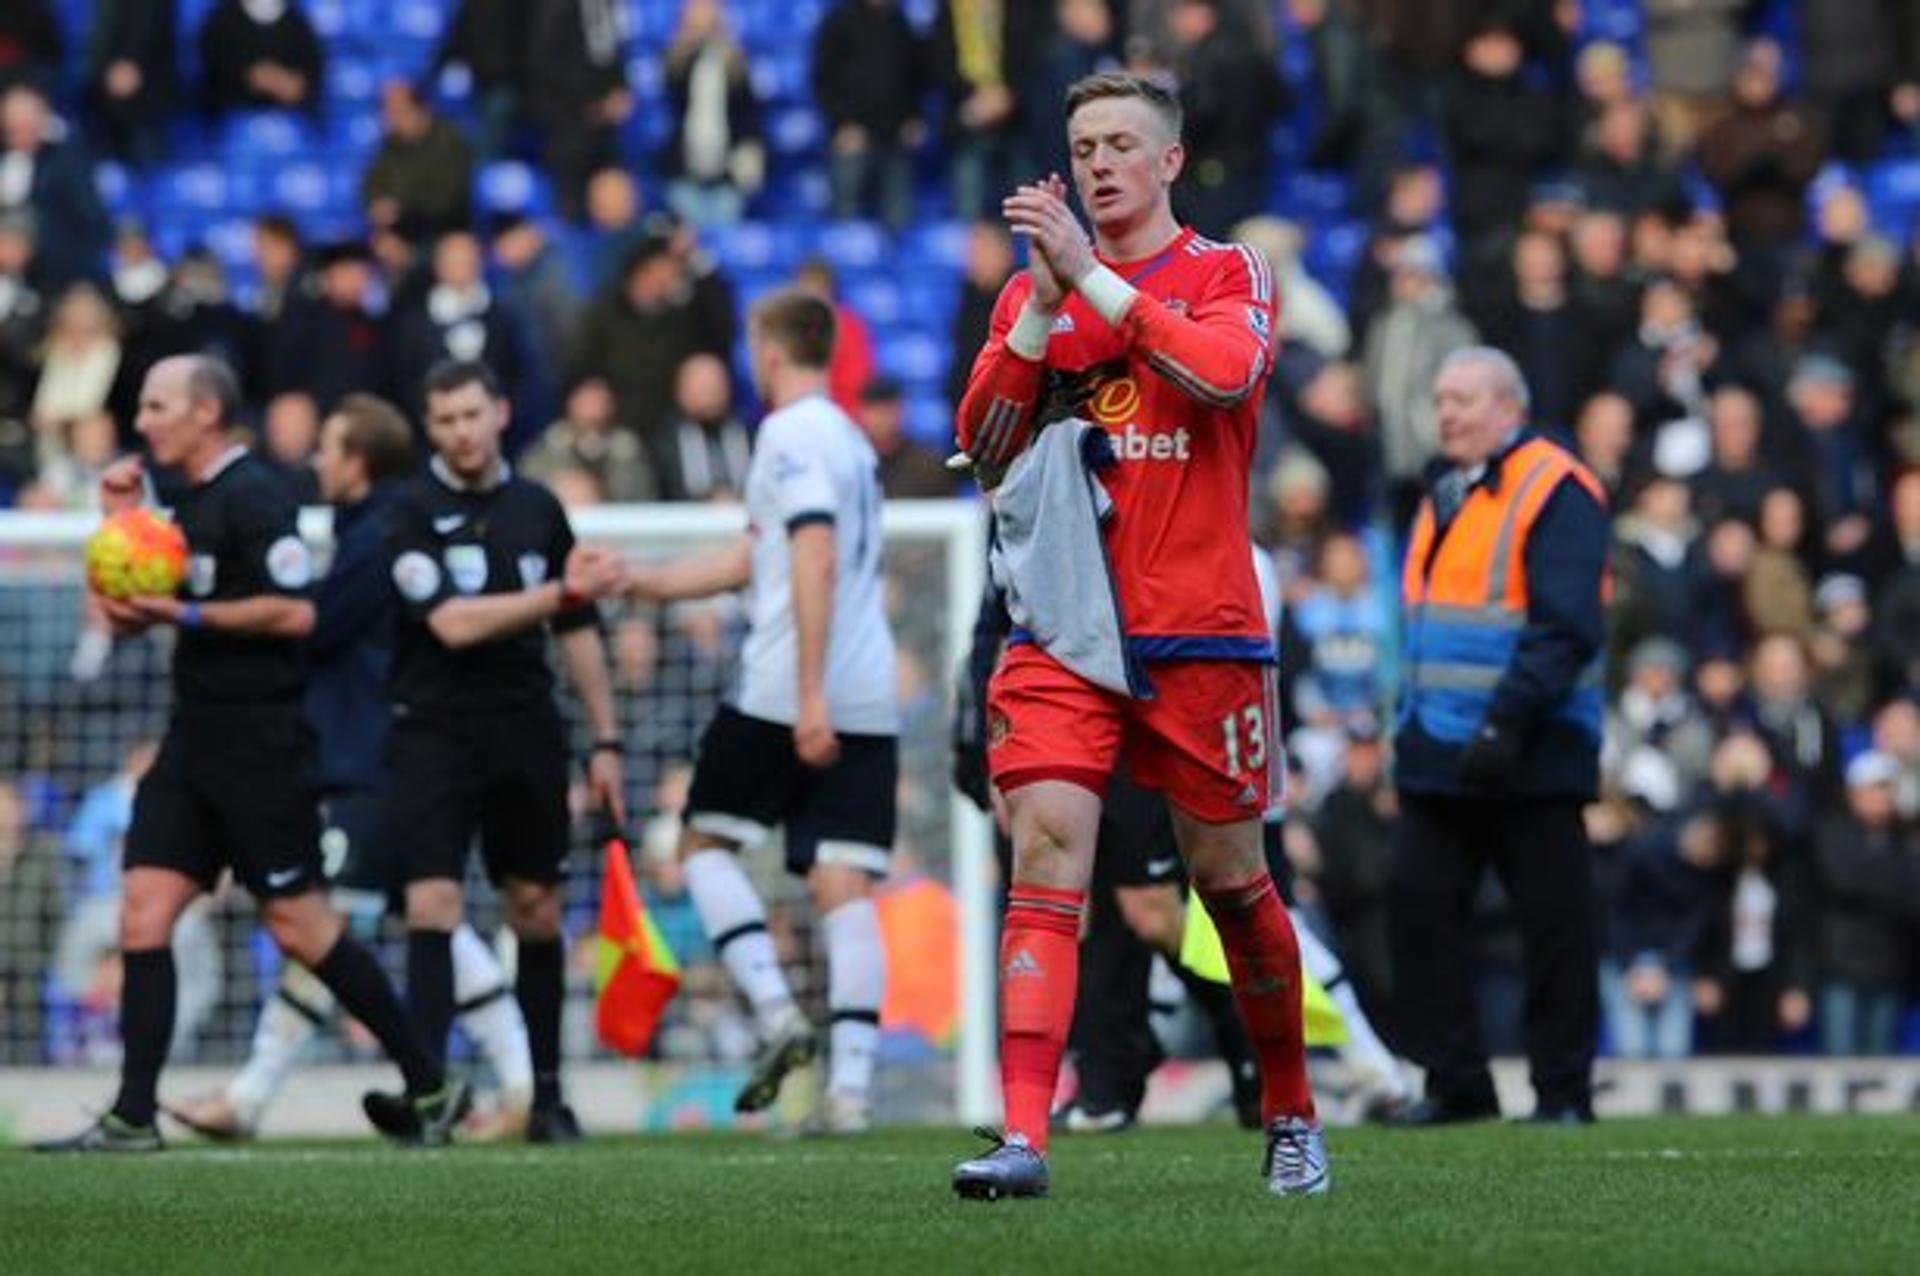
[
  {"left": 110, "top": 947, "right": 176, "bottom": 1129},
  {"left": 1171, "top": 958, "right": 1256, "bottom": 1078},
  {"left": 406, "top": 928, "right": 456, "bottom": 1073},
  {"left": 516, "top": 937, "right": 565, "bottom": 1110},
  {"left": 315, "top": 934, "right": 441, "bottom": 1095}
]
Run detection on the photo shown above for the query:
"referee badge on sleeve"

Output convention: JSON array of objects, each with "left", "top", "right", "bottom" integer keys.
[
  {"left": 187, "top": 554, "right": 216, "bottom": 597},
  {"left": 517, "top": 553, "right": 549, "bottom": 587},
  {"left": 266, "top": 535, "right": 314, "bottom": 590},
  {"left": 392, "top": 550, "right": 442, "bottom": 602},
  {"left": 445, "top": 544, "right": 488, "bottom": 594}
]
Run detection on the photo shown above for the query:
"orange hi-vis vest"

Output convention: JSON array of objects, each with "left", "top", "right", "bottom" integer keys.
[{"left": 1400, "top": 436, "right": 1607, "bottom": 747}]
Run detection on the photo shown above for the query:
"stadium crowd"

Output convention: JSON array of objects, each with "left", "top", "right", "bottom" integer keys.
[{"left": 3, "top": 0, "right": 1920, "bottom": 1082}]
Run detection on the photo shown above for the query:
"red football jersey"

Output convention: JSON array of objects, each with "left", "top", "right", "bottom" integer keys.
[{"left": 957, "top": 227, "right": 1279, "bottom": 657}]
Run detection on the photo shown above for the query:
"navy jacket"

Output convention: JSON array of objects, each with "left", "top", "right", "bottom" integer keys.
[
  {"left": 1396, "top": 443, "right": 1611, "bottom": 799},
  {"left": 304, "top": 484, "right": 399, "bottom": 794}
]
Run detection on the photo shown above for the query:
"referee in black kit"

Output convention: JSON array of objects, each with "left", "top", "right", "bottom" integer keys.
[
  {"left": 362, "top": 359, "right": 626, "bottom": 1144},
  {"left": 39, "top": 355, "right": 462, "bottom": 1152}
]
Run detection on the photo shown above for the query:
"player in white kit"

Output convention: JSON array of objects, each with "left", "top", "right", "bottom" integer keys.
[{"left": 570, "top": 289, "right": 899, "bottom": 1131}]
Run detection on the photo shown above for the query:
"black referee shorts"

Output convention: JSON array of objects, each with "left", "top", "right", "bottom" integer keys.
[
  {"left": 1095, "top": 773, "right": 1183, "bottom": 889},
  {"left": 686, "top": 706, "right": 898, "bottom": 878},
  {"left": 126, "top": 704, "right": 325, "bottom": 899},
  {"left": 382, "top": 704, "right": 572, "bottom": 887}
]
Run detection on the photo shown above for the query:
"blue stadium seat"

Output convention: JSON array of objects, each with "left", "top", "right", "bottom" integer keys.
[
  {"left": 767, "top": 108, "right": 824, "bottom": 158},
  {"left": 222, "top": 111, "right": 313, "bottom": 160},
  {"left": 203, "top": 218, "right": 259, "bottom": 274},
  {"left": 1867, "top": 158, "right": 1920, "bottom": 227},
  {"left": 389, "top": 0, "right": 447, "bottom": 41},
  {"left": 269, "top": 161, "right": 341, "bottom": 216},
  {"left": 813, "top": 220, "right": 888, "bottom": 271},
  {"left": 844, "top": 275, "right": 902, "bottom": 327},
  {"left": 905, "top": 394, "right": 956, "bottom": 446},
  {"left": 876, "top": 331, "right": 947, "bottom": 384},
  {"left": 905, "top": 220, "right": 971, "bottom": 274},
  {"left": 477, "top": 162, "right": 552, "bottom": 216},
  {"left": 93, "top": 163, "right": 136, "bottom": 218},
  {"left": 156, "top": 163, "right": 237, "bottom": 216}
]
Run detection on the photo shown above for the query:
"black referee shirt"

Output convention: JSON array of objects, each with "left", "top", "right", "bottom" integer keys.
[
  {"left": 386, "top": 457, "right": 597, "bottom": 716},
  {"left": 171, "top": 447, "right": 315, "bottom": 706}
]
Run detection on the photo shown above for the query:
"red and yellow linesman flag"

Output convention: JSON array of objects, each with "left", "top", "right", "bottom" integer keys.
[{"left": 595, "top": 836, "right": 682, "bottom": 1057}]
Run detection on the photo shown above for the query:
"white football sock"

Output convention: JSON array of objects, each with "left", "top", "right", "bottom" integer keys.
[
  {"left": 1291, "top": 908, "right": 1406, "bottom": 1096},
  {"left": 227, "top": 960, "right": 332, "bottom": 1125},
  {"left": 821, "top": 897, "right": 885, "bottom": 1103},
  {"left": 452, "top": 923, "right": 533, "bottom": 1109},
  {"left": 684, "top": 849, "right": 798, "bottom": 1037}
]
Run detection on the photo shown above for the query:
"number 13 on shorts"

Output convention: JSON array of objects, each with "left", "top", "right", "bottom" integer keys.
[{"left": 1220, "top": 667, "right": 1285, "bottom": 814}]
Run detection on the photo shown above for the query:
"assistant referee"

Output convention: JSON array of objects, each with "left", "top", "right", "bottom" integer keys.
[{"left": 365, "top": 358, "right": 626, "bottom": 1144}]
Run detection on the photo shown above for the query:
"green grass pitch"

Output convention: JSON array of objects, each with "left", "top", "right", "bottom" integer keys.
[{"left": 4, "top": 1116, "right": 1914, "bottom": 1274}]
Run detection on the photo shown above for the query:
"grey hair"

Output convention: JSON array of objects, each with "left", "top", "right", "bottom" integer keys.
[
  {"left": 183, "top": 355, "right": 243, "bottom": 426},
  {"left": 1438, "top": 346, "right": 1531, "bottom": 416}
]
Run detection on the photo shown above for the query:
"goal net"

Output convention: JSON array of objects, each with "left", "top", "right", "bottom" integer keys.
[{"left": 0, "top": 499, "right": 997, "bottom": 1131}]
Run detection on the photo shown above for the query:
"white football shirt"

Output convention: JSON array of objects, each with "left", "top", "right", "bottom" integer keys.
[{"left": 733, "top": 393, "right": 899, "bottom": 735}]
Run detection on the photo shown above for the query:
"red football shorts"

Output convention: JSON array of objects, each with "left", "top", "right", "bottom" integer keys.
[{"left": 986, "top": 643, "right": 1281, "bottom": 824}]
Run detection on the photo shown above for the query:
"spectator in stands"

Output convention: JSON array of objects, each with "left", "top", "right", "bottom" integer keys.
[
  {"left": 583, "top": 166, "right": 653, "bottom": 289},
  {"left": 0, "top": 776, "right": 59, "bottom": 1064},
  {"left": 1444, "top": 19, "right": 1571, "bottom": 253},
  {"left": 250, "top": 215, "right": 307, "bottom": 324},
  {"left": 1348, "top": 161, "right": 1444, "bottom": 339},
  {"left": 1803, "top": 1, "right": 1907, "bottom": 164},
  {"left": 945, "top": 220, "right": 1012, "bottom": 409},
  {"left": 1786, "top": 356, "right": 1879, "bottom": 570},
  {"left": 1576, "top": 100, "right": 1687, "bottom": 225},
  {"left": 1875, "top": 471, "right": 1920, "bottom": 693},
  {"left": 1693, "top": 385, "right": 1781, "bottom": 529},
  {"left": 812, "top": 0, "right": 926, "bottom": 230},
  {"left": 36, "top": 408, "right": 120, "bottom": 509},
  {"left": 1813, "top": 751, "right": 1920, "bottom": 1055},
  {"left": 0, "top": 1, "right": 61, "bottom": 94},
  {"left": 1608, "top": 278, "right": 1717, "bottom": 433},
  {"left": 1017, "top": 0, "right": 1120, "bottom": 181},
  {"left": 1470, "top": 229, "right": 1603, "bottom": 432},
  {"left": 1234, "top": 217, "right": 1349, "bottom": 360},
  {"left": 1573, "top": 40, "right": 1633, "bottom": 127},
  {"left": 1573, "top": 391, "right": 1636, "bottom": 503},
  {"left": 0, "top": 84, "right": 110, "bottom": 292},
  {"left": 1811, "top": 573, "right": 1879, "bottom": 728},
  {"left": 1567, "top": 208, "right": 1638, "bottom": 364},
  {"left": 1291, "top": 532, "right": 1386, "bottom": 721},
  {"left": 1609, "top": 474, "right": 1699, "bottom": 667},
  {"left": 29, "top": 285, "right": 122, "bottom": 466},
  {"left": 261, "top": 390, "right": 321, "bottom": 503},
  {"left": 1284, "top": 359, "right": 1376, "bottom": 527},
  {"left": 433, "top": 0, "right": 534, "bottom": 160},
  {"left": 856, "top": 375, "right": 954, "bottom": 499},
  {"left": 85, "top": 0, "right": 177, "bottom": 168},
  {"left": 1167, "top": 0, "right": 1290, "bottom": 239},
  {"left": 528, "top": 0, "right": 635, "bottom": 220},
  {"left": 1609, "top": 639, "right": 1717, "bottom": 807},
  {"left": 268, "top": 240, "right": 392, "bottom": 415},
  {"left": 1691, "top": 517, "right": 1758, "bottom": 661},
  {"left": 1815, "top": 235, "right": 1905, "bottom": 396},
  {"left": 1697, "top": 40, "right": 1826, "bottom": 273},
  {"left": 661, "top": 0, "right": 765, "bottom": 228},
  {"left": 490, "top": 214, "right": 581, "bottom": 398},
  {"left": 122, "top": 249, "right": 262, "bottom": 415},
  {"left": 1748, "top": 487, "right": 1817, "bottom": 640},
  {"left": 931, "top": 0, "right": 1044, "bottom": 221},
  {"left": 1750, "top": 633, "right": 1843, "bottom": 840},
  {"left": 0, "top": 212, "right": 43, "bottom": 495},
  {"left": 572, "top": 234, "right": 730, "bottom": 444},
  {"left": 361, "top": 81, "right": 475, "bottom": 240},
  {"left": 1308, "top": 716, "right": 1396, "bottom": 1026},
  {"left": 654, "top": 352, "right": 751, "bottom": 502},
  {"left": 521, "top": 376, "right": 657, "bottom": 502},
  {"left": 793, "top": 257, "right": 875, "bottom": 417},
  {"left": 1361, "top": 236, "right": 1476, "bottom": 526},
  {"left": 390, "top": 230, "right": 533, "bottom": 429},
  {"left": 197, "top": 0, "right": 324, "bottom": 118},
  {"left": 1600, "top": 758, "right": 1714, "bottom": 1060},
  {"left": 1692, "top": 733, "right": 1813, "bottom": 1055}
]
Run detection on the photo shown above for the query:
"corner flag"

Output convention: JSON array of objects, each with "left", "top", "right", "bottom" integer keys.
[{"left": 595, "top": 836, "right": 682, "bottom": 1057}]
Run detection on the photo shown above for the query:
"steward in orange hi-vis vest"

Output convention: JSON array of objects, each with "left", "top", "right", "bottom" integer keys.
[{"left": 1395, "top": 432, "right": 1610, "bottom": 798}]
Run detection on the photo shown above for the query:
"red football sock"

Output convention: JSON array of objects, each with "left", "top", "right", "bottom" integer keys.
[
  {"left": 1197, "top": 874, "right": 1315, "bottom": 1123},
  {"left": 999, "top": 884, "right": 1084, "bottom": 1154}
]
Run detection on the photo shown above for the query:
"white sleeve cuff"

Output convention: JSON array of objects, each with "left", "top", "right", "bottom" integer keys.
[
  {"left": 1075, "top": 262, "right": 1138, "bottom": 327},
  {"left": 1006, "top": 303, "right": 1053, "bottom": 361}
]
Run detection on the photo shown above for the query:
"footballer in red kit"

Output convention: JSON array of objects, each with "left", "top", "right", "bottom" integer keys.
[{"left": 949, "top": 72, "right": 1327, "bottom": 1202}]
